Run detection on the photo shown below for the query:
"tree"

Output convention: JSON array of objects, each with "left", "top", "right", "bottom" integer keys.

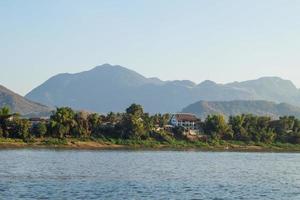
[
  {"left": 173, "top": 126, "right": 186, "bottom": 140},
  {"left": 0, "top": 106, "right": 12, "bottom": 138},
  {"left": 123, "top": 104, "right": 147, "bottom": 139},
  {"left": 31, "top": 122, "right": 47, "bottom": 138},
  {"left": 10, "top": 119, "right": 31, "bottom": 139},
  {"left": 126, "top": 104, "right": 144, "bottom": 117},
  {"left": 270, "top": 116, "right": 297, "bottom": 143},
  {"left": 0, "top": 126, "right": 3, "bottom": 137},
  {"left": 229, "top": 115, "right": 249, "bottom": 142},
  {"left": 105, "top": 112, "right": 118, "bottom": 124},
  {"left": 88, "top": 113, "right": 102, "bottom": 135},
  {"left": 153, "top": 113, "right": 171, "bottom": 127},
  {"left": 253, "top": 116, "right": 273, "bottom": 142},
  {"left": 203, "top": 115, "right": 232, "bottom": 140},
  {"left": 0, "top": 106, "right": 10, "bottom": 116},
  {"left": 73, "top": 111, "right": 90, "bottom": 138},
  {"left": 49, "top": 107, "right": 76, "bottom": 138},
  {"left": 260, "top": 128, "right": 275, "bottom": 144},
  {"left": 229, "top": 114, "right": 275, "bottom": 143},
  {"left": 143, "top": 113, "right": 155, "bottom": 133}
]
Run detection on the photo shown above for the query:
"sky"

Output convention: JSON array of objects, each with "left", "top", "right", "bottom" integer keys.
[{"left": 1, "top": 0, "right": 300, "bottom": 95}]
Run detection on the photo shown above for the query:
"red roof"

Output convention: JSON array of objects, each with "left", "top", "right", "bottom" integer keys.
[{"left": 174, "top": 113, "right": 198, "bottom": 122}]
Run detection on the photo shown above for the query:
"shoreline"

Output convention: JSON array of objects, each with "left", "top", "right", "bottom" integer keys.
[{"left": 1, "top": 139, "right": 300, "bottom": 153}]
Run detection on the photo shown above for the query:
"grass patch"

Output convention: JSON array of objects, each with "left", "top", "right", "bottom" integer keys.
[{"left": 0, "top": 138, "right": 24, "bottom": 143}]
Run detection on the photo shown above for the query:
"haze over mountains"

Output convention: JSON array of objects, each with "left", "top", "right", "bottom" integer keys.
[
  {"left": 182, "top": 100, "right": 300, "bottom": 119},
  {"left": 0, "top": 85, "right": 51, "bottom": 117},
  {"left": 25, "top": 64, "right": 300, "bottom": 114}
]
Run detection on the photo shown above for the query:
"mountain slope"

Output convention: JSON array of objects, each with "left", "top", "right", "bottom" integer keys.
[
  {"left": 182, "top": 100, "right": 300, "bottom": 119},
  {"left": 0, "top": 85, "right": 51, "bottom": 117},
  {"left": 25, "top": 64, "right": 300, "bottom": 113},
  {"left": 226, "top": 77, "right": 300, "bottom": 106}
]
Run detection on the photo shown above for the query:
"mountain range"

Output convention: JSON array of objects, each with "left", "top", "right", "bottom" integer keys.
[
  {"left": 0, "top": 85, "right": 51, "bottom": 117},
  {"left": 182, "top": 100, "right": 300, "bottom": 119},
  {"left": 25, "top": 64, "right": 300, "bottom": 114}
]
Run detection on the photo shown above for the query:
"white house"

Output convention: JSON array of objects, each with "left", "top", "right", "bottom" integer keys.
[{"left": 170, "top": 113, "right": 199, "bottom": 130}]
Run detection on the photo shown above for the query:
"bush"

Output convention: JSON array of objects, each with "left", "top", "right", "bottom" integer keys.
[{"left": 31, "top": 123, "right": 47, "bottom": 138}]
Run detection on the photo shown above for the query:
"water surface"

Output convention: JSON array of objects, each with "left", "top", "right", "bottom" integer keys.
[{"left": 0, "top": 150, "right": 299, "bottom": 199}]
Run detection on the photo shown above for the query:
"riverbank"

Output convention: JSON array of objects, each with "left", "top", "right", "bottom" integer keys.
[{"left": 1, "top": 138, "right": 300, "bottom": 152}]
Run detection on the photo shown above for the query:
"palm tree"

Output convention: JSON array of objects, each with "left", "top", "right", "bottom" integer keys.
[{"left": 0, "top": 106, "right": 10, "bottom": 116}]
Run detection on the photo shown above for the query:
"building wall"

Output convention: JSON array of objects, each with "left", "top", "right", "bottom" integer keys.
[{"left": 170, "top": 115, "right": 196, "bottom": 130}]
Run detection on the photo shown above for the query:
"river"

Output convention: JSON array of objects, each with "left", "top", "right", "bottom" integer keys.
[{"left": 0, "top": 150, "right": 299, "bottom": 199}]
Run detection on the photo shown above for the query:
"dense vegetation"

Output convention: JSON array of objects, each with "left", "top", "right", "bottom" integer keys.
[{"left": 1, "top": 104, "right": 300, "bottom": 147}]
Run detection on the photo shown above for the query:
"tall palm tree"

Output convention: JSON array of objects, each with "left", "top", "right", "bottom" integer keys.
[{"left": 0, "top": 106, "right": 10, "bottom": 116}]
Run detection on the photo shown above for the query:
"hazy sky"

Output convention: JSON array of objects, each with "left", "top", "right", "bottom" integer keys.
[{"left": 1, "top": 0, "right": 300, "bottom": 95}]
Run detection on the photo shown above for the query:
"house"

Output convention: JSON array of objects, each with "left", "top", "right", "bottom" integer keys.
[
  {"left": 0, "top": 114, "right": 19, "bottom": 122},
  {"left": 28, "top": 117, "right": 49, "bottom": 126},
  {"left": 170, "top": 113, "right": 199, "bottom": 130}
]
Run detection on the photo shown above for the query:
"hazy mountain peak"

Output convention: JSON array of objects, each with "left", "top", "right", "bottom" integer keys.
[
  {"left": 25, "top": 64, "right": 300, "bottom": 113},
  {"left": 92, "top": 63, "right": 127, "bottom": 71},
  {"left": 168, "top": 80, "right": 196, "bottom": 88},
  {"left": 227, "top": 76, "right": 298, "bottom": 100},
  {"left": 0, "top": 84, "right": 51, "bottom": 117},
  {"left": 90, "top": 64, "right": 146, "bottom": 78},
  {"left": 229, "top": 76, "right": 296, "bottom": 88},
  {"left": 258, "top": 76, "right": 297, "bottom": 88},
  {"left": 148, "top": 77, "right": 164, "bottom": 85},
  {"left": 198, "top": 80, "right": 217, "bottom": 87},
  {"left": 182, "top": 100, "right": 300, "bottom": 119}
]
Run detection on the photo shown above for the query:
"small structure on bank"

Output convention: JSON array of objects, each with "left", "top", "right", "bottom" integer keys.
[
  {"left": 0, "top": 114, "right": 18, "bottom": 122},
  {"left": 28, "top": 117, "right": 49, "bottom": 125},
  {"left": 169, "top": 113, "right": 202, "bottom": 136}
]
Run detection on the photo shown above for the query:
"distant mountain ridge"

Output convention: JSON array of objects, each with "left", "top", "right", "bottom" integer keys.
[
  {"left": 0, "top": 85, "right": 52, "bottom": 117},
  {"left": 25, "top": 64, "right": 300, "bottom": 113},
  {"left": 182, "top": 100, "right": 300, "bottom": 119}
]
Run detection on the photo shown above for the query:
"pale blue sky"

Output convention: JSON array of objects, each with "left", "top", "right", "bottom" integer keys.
[{"left": 1, "top": 0, "right": 300, "bottom": 95}]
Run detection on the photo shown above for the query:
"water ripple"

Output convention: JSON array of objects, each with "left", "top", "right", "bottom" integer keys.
[{"left": 0, "top": 150, "right": 299, "bottom": 199}]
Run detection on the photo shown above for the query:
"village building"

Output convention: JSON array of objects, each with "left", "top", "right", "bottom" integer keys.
[
  {"left": 170, "top": 113, "right": 199, "bottom": 130},
  {"left": 0, "top": 114, "right": 19, "bottom": 122},
  {"left": 28, "top": 117, "right": 49, "bottom": 125}
]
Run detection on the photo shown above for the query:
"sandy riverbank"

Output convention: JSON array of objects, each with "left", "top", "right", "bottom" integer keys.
[{"left": 1, "top": 139, "right": 300, "bottom": 152}]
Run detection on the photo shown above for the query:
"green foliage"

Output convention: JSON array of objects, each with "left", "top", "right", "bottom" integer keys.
[
  {"left": 229, "top": 115, "right": 249, "bottom": 141},
  {"left": 150, "top": 130, "right": 174, "bottom": 143},
  {"left": 122, "top": 104, "right": 149, "bottom": 139},
  {"left": 10, "top": 118, "right": 31, "bottom": 139},
  {"left": 105, "top": 112, "right": 119, "bottom": 124},
  {"left": 270, "top": 116, "right": 300, "bottom": 143},
  {"left": 152, "top": 113, "right": 170, "bottom": 127},
  {"left": 229, "top": 114, "right": 276, "bottom": 143},
  {"left": 49, "top": 107, "right": 76, "bottom": 138},
  {"left": 31, "top": 122, "right": 47, "bottom": 138},
  {"left": 1, "top": 104, "right": 300, "bottom": 147},
  {"left": 88, "top": 113, "right": 102, "bottom": 134},
  {"left": 0, "top": 106, "right": 13, "bottom": 138},
  {"left": 0, "top": 106, "right": 10, "bottom": 115},
  {"left": 123, "top": 112, "right": 146, "bottom": 140},
  {"left": 203, "top": 115, "right": 232, "bottom": 140},
  {"left": 172, "top": 126, "right": 186, "bottom": 140},
  {"left": 0, "top": 127, "right": 3, "bottom": 137},
  {"left": 73, "top": 111, "right": 90, "bottom": 138},
  {"left": 126, "top": 104, "right": 144, "bottom": 116}
]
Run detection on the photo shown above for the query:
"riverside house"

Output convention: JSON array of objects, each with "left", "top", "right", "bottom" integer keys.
[
  {"left": 170, "top": 113, "right": 199, "bottom": 130},
  {"left": 29, "top": 117, "right": 49, "bottom": 125}
]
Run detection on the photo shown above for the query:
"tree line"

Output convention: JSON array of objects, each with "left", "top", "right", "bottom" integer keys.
[
  {"left": 0, "top": 104, "right": 300, "bottom": 144},
  {"left": 203, "top": 114, "right": 300, "bottom": 144}
]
